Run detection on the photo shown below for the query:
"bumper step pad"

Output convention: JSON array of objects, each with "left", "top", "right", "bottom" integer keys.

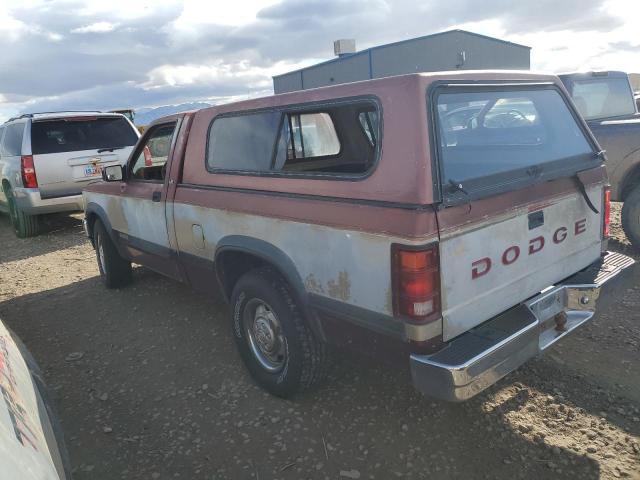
[{"left": 568, "top": 251, "right": 636, "bottom": 286}]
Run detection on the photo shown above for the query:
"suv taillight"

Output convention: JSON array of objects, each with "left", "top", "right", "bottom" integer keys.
[
  {"left": 21, "top": 155, "right": 38, "bottom": 188},
  {"left": 392, "top": 243, "right": 442, "bottom": 352},
  {"left": 603, "top": 186, "right": 611, "bottom": 238}
]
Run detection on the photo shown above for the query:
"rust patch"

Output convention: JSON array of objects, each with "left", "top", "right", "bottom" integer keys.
[
  {"left": 304, "top": 273, "right": 325, "bottom": 295},
  {"left": 327, "top": 271, "right": 351, "bottom": 302}
]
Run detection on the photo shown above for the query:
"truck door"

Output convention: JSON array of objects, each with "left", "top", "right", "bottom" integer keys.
[{"left": 113, "top": 120, "right": 182, "bottom": 279}]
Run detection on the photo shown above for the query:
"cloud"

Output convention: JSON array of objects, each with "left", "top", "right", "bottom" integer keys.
[
  {"left": 10, "top": 80, "right": 271, "bottom": 115},
  {"left": 415, "top": 0, "right": 622, "bottom": 34},
  {"left": 71, "top": 21, "right": 119, "bottom": 33},
  {"left": 0, "top": 0, "right": 637, "bottom": 122},
  {"left": 607, "top": 41, "right": 640, "bottom": 52},
  {"left": 0, "top": 8, "right": 28, "bottom": 41}
]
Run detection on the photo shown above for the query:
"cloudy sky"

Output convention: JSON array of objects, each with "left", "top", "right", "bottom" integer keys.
[{"left": 0, "top": 0, "right": 638, "bottom": 121}]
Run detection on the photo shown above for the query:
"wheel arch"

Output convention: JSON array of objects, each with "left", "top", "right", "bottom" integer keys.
[
  {"left": 1, "top": 178, "right": 13, "bottom": 199},
  {"left": 620, "top": 163, "right": 640, "bottom": 201},
  {"left": 214, "top": 236, "right": 325, "bottom": 340},
  {"left": 84, "top": 202, "right": 120, "bottom": 251}
]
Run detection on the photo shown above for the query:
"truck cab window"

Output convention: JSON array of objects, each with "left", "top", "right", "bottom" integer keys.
[
  {"left": 208, "top": 111, "right": 281, "bottom": 172},
  {"left": 274, "top": 104, "right": 376, "bottom": 174},
  {"left": 208, "top": 99, "right": 379, "bottom": 177},
  {"left": 131, "top": 122, "right": 176, "bottom": 181},
  {"left": 358, "top": 110, "right": 378, "bottom": 147},
  {"left": 283, "top": 113, "right": 340, "bottom": 160}
]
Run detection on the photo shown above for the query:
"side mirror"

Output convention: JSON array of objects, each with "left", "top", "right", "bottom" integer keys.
[{"left": 102, "top": 165, "right": 124, "bottom": 182}]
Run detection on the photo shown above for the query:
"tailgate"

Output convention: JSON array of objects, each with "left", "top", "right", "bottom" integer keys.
[
  {"left": 438, "top": 184, "right": 604, "bottom": 341},
  {"left": 33, "top": 148, "right": 132, "bottom": 199}
]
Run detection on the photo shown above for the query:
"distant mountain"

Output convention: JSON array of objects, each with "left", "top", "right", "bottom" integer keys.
[{"left": 134, "top": 102, "right": 212, "bottom": 126}]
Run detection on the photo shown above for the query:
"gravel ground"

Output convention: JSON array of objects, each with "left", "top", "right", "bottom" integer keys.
[{"left": 0, "top": 204, "right": 638, "bottom": 480}]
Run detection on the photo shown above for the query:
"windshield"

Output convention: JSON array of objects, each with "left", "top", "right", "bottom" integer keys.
[
  {"left": 571, "top": 77, "right": 636, "bottom": 120},
  {"left": 435, "top": 87, "right": 595, "bottom": 202},
  {"left": 31, "top": 117, "right": 138, "bottom": 155}
]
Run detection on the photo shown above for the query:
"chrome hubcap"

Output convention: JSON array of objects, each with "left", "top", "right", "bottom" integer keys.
[
  {"left": 243, "top": 299, "right": 287, "bottom": 372},
  {"left": 254, "top": 316, "right": 276, "bottom": 352}
]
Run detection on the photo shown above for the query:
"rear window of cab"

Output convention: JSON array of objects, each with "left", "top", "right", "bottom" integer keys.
[
  {"left": 206, "top": 98, "right": 380, "bottom": 178},
  {"left": 571, "top": 77, "right": 637, "bottom": 120},
  {"left": 433, "top": 84, "right": 599, "bottom": 205}
]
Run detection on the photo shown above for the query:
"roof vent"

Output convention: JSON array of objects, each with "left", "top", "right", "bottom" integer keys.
[{"left": 334, "top": 39, "right": 356, "bottom": 57}]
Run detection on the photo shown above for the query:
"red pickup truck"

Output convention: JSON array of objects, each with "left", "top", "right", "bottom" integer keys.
[{"left": 83, "top": 72, "right": 634, "bottom": 401}]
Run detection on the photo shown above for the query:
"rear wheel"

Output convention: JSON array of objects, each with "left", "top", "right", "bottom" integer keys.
[
  {"left": 230, "top": 267, "right": 329, "bottom": 398},
  {"left": 93, "top": 220, "right": 132, "bottom": 288},
  {"left": 621, "top": 184, "right": 640, "bottom": 248},
  {"left": 6, "top": 186, "right": 38, "bottom": 238}
]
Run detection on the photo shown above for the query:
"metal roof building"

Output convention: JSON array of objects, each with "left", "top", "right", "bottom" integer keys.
[{"left": 273, "top": 29, "right": 531, "bottom": 94}]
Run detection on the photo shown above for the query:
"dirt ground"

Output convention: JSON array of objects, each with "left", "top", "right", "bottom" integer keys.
[{"left": 0, "top": 204, "right": 638, "bottom": 480}]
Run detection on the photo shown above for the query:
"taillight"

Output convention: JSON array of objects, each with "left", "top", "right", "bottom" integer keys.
[
  {"left": 21, "top": 155, "right": 38, "bottom": 188},
  {"left": 392, "top": 243, "right": 442, "bottom": 353},
  {"left": 603, "top": 186, "right": 611, "bottom": 238}
]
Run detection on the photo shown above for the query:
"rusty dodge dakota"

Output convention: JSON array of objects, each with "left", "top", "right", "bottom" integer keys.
[{"left": 82, "top": 72, "right": 634, "bottom": 401}]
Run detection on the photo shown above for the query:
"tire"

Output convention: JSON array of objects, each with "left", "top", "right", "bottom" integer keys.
[
  {"left": 6, "top": 187, "right": 38, "bottom": 238},
  {"left": 93, "top": 220, "right": 132, "bottom": 288},
  {"left": 621, "top": 184, "right": 640, "bottom": 249},
  {"left": 230, "top": 267, "right": 329, "bottom": 398}
]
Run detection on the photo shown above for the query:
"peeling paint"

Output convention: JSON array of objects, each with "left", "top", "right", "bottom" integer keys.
[
  {"left": 304, "top": 273, "right": 325, "bottom": 295},
  {"left": 168, "top": 202, "right": 409, "bottom": 314},
  {"left": 327, "top": 271, "right": 351, "bottom": 301}
]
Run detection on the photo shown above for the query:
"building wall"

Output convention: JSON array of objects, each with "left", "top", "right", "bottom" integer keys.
[
  {"left": 371, "top": 30, "right": 529, "bottom": 78},
  {"left": 274, "top": 71, "right": 303, "bottom": 93},
  {"left": 300, "top": 52, "right": 371, "bottom": 91},
  {"left": 273, "top": 31, "right": 530, "bottom": 94},
  {"left": 629, "top": 73, "right": 640, "bottom": 92}
]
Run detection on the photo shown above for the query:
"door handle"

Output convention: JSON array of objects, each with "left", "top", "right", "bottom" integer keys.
[{"left": 152, "top": 191, "right": 161, "bottom": 202}]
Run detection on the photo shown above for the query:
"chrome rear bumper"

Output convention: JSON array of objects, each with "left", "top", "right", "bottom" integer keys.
[{"left": 410, "top": 251, "right": 635, "bottom": 402}]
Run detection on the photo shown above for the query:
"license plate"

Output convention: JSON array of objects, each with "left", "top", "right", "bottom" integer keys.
[{"left": 84, "top": 165, "right": 103, "bottom": 177}]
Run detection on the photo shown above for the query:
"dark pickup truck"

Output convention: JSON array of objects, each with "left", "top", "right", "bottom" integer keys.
[{"left": 560, "top": 71, "right": 640, "bottom": 247}]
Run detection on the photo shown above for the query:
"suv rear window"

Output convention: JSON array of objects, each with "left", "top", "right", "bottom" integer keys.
[
  {"left": 31, "top": 117, "right": 138, "bottom": 155},
  {"left": 207, "top": 99, "right": 378, "bottom": 177},
  {"left": 435, "top": 86, "right": 597, "bottom": 204}
]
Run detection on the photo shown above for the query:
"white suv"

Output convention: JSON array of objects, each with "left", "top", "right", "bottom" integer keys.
[{"left": 0, "top": 111, "right": 139, "bottom": 237}]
